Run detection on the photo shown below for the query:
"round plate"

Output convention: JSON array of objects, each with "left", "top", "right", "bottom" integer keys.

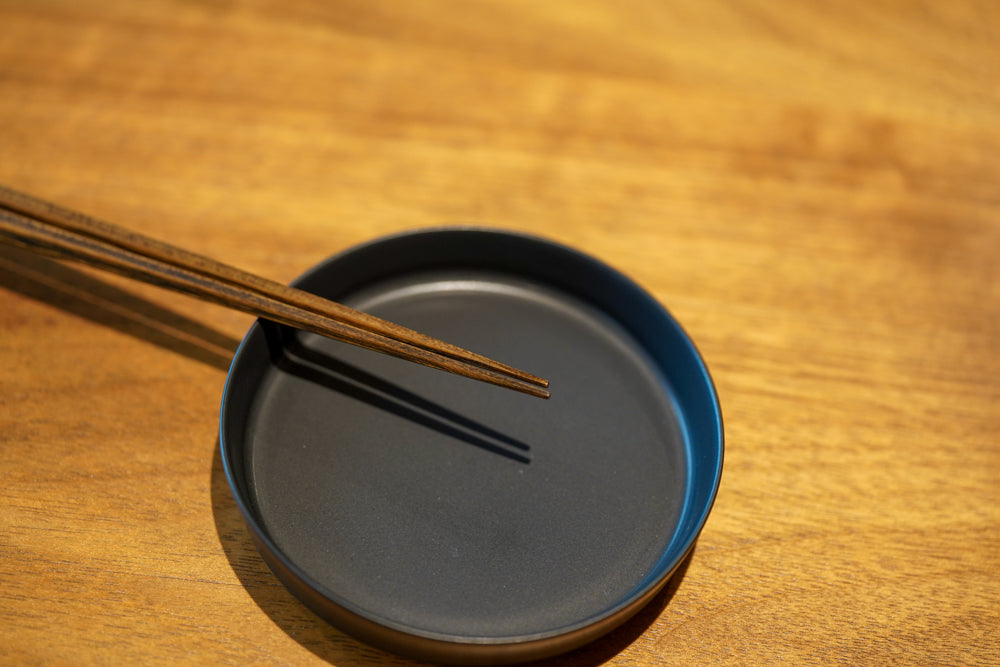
[{"left": 219, "top": 228, "right": 723, "bottom": 664}]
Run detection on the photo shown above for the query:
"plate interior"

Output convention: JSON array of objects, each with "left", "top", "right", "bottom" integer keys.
[{"left": 242, "top": 268, "right": 689, "bottom": 639}]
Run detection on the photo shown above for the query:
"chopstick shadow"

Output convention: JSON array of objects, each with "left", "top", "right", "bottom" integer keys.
[
  {"left": 0, "top": 243, "right": 240, "bottom": 370},
  {"left": 268, "top": 325, "right": 532, "bottom": 464},
  {"left": 1, "top": 241, "right": 531, "bottom": 464},
  {"left": 210, "top": 441, "right": 693, "bottom": 666}
]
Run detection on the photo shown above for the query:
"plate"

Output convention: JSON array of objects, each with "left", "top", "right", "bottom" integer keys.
[{"left": 219, "top": 228, "right": 723, "bottom": 664}]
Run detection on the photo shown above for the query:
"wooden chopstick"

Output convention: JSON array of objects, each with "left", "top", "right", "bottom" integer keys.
[{"left": 0, "top": 188, "right": 550, "bottom": 398}]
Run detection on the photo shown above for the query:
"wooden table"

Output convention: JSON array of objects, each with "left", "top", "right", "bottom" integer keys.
[{"left": 2, "top": 2, "right": 997, "bottom": 664}]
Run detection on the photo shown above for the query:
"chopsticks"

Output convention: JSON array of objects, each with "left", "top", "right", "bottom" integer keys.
[{"left": 0, "top": 185, "right": 550, "bottom": 398}]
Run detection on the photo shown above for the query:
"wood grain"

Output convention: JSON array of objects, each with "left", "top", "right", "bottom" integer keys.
[{"left": 1, "top": 1, "right": 997, "bottom": 664}]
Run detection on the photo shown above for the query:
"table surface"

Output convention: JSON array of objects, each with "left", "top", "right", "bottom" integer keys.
[{"left": 2, "top": 1, "right": 997, "bottom": 664}]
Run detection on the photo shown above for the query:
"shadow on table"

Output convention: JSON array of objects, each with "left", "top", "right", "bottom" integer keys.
[
  {"left": 0, "top": 243, "right": 240, "bottom": 370},
  {"left": 211, "top": 442, "right": 694, "bottom": 666}
]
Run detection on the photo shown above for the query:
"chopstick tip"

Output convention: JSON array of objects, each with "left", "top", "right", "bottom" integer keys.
[{"left": 529, "top": 384, "right": 551, "bottom": 399}]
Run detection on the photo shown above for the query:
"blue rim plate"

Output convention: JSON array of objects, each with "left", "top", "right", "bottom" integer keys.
[{"left": 219, "top": 228, "right": 723, "bottom": 664}]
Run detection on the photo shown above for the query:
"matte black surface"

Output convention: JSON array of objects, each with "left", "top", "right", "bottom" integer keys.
[{"left": 219, "top": 229, "right": 723, "bottom": 664}]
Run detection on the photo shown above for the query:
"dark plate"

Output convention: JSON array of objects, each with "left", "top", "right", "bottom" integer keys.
[{"left": 219, "top": 228, "right": 723, "bottom": 664}]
